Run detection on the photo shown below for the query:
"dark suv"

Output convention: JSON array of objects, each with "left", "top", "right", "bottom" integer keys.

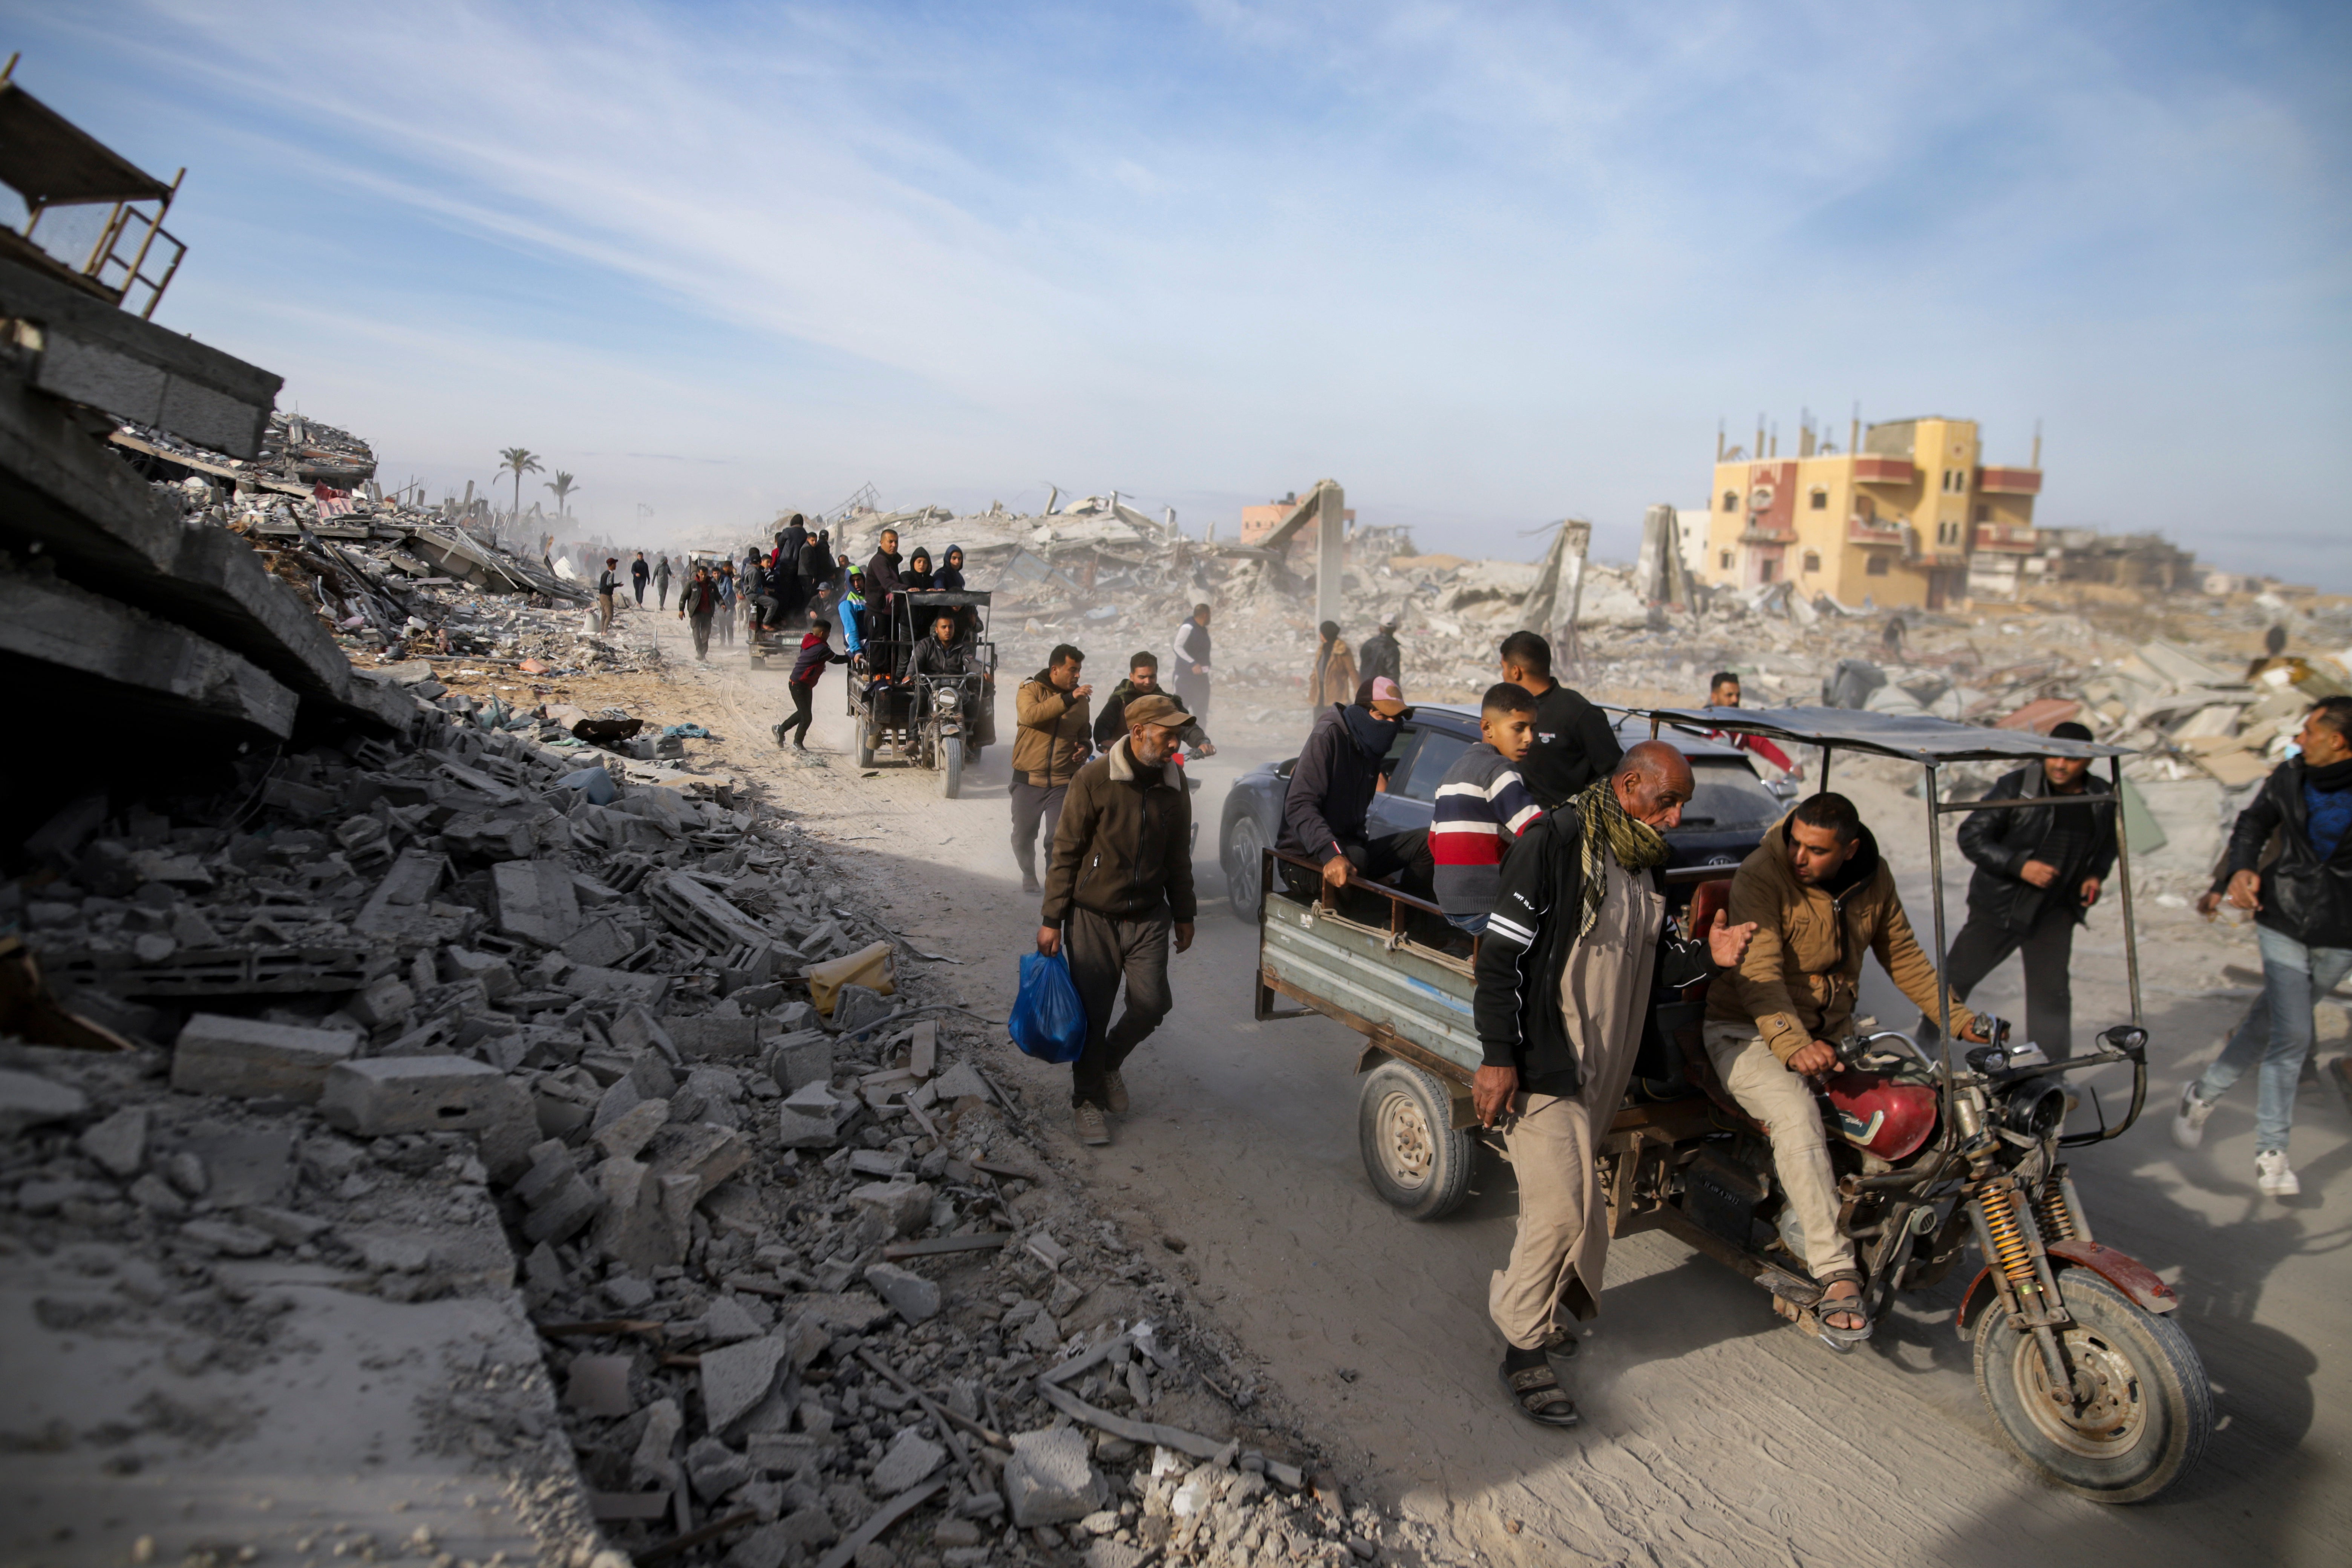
[{"left": 1218, "top": 706, "right": 1792, "bottom": 920}]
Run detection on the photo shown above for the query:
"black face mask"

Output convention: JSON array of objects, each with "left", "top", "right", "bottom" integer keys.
[{"left": 1342, "top": 704, "right": 1397, "bottom": 757}]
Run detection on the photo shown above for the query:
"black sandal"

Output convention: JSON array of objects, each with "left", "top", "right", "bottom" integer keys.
[
  {"left": 1812, "top": 1271, "right": 1874, "bottom": 1347},
  {"left": 1500, "top": 1356, "right": 1581, "bottom": 1428}
]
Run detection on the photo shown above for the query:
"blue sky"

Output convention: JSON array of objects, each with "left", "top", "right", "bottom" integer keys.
[{"left": 8, "top": 1, "right": 2349, "bottom": 583}]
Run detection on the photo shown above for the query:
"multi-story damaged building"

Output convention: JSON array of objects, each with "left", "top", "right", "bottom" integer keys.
[{"left": 1698, "top": 413, "right": 2043, "bottom": 609}]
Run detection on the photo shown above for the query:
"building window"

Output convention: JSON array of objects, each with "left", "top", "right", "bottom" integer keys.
[
  {"left": 1975, "top": 504, "right": 1988, "bottom": 523},
  {"left": 1809, "top": 488, "right": 1827, "bottom": 510},
  {"left": 1802, "top": 551, "right": 1821, "bottom": 573},
  {"left": 1722, "top": 490, "right": 1738, "bottom": 511},
  {"left": 1866, "top": 554, "right": 1890, "bottom": 576},
  {"left": 1719, "top": 550, "right": 1733, "bottom": 570}
]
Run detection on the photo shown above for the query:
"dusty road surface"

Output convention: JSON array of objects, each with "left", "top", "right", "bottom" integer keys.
[{"left": 465, "top": 635, "right": 2351, "bottom": 1568}]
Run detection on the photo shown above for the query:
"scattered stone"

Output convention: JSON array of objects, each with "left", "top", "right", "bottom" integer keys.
[
  {"left": 178, "top": 1219, "right": 275, "bottom": 1257},
  {"left": 686, "top": 1435, "right": 755, "bottom": 1499},
  {"left": 318, "top": 1055, "right": 507, "bottom": 1135},
  {"left": 869, "top": 1427, "right": 945, "bottom": 1493},
  {"left": 863, "top": 1262, "right": 942, "bottom": 1325},
  {"left": 1004, "top": 1426, "right": 1107, "bottom": 1528},
  {"left": 701, "top": 1335, "right": 789, "bottom": 1434},
  {"left": 848, "top": 1180, "right": 933, "bottom": 1238},
  {"left": 776, "top": 1081, "right": 845, "bottom": 1149},
  {"left": 168, "top": 1015, "right": 358, "bottom": 1102},
  {"left": 593, "top": 1098, "right": 671, "bottom": 1160},
  {"left": 701, "top": 1295, "right": 765, "bottom": 1346},
  {"left": 78, "top": 1105, "right": 149, "bottom": 1177},
  {"left": 568, "top": 1355, "right": 635, "bottom": 1418}
]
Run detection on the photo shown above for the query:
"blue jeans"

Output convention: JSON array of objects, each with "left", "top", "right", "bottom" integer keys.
[
  {"left": 2197, "top": 925, "right": 2352, "bottom": 1152},
  {"left": 1446, "top": 911, "right": 1490, "bottom": 935}
]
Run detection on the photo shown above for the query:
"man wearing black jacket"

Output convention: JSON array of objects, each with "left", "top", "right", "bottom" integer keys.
[
  {"left": 1499, "top": 631, "right": 1623, "bottom": 808},
  {"left": 1277, "top": 677, "right": 1431, "bottom": 899},
  {"left": 2176, "top": 697, "right": 2352, "bottom": 1196},
  {"left": 1931, "top": 722, "right": 2117, "bottom": 1060},
  {"left": 1470, "top": 740, "right": 1753, "bottom": 1427}
]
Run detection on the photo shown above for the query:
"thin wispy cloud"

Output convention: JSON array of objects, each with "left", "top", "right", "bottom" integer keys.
[{"left": 8, "top": 1, "right": 2346, "bottom": 582}]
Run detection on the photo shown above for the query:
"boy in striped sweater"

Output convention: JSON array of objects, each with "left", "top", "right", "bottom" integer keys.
[{"left": 1432, "top": 683, "right": 1544, "bottom": 934}]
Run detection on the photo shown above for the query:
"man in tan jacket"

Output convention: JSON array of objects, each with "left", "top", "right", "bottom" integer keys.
[
  {"left": 1704, "top": 792, "right": 1982, "bottom": 1343},
  {"left": 1012, "top": 643, "right": 1093, "bottom": 893}
]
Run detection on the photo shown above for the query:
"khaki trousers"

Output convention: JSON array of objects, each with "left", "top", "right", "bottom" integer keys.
[
  {"left": 1702, "top": 1022, "right": 1855, "bottom": 1277},
  {"left": 1487, "top": 1090, "right": 1604, "bottom": 1349}
]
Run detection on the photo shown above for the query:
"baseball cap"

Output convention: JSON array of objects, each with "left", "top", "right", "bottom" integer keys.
[
  {"left": 1123, "top": 694, "right": 1194, "bottom": 730},
  {"left": 1367, "top": 677, "right": 1409, "bottom": 717}
]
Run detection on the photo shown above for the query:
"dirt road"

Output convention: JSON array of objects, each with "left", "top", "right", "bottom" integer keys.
[{"left": 547, "top": 640, "right": 2350, "bottom": 1568}]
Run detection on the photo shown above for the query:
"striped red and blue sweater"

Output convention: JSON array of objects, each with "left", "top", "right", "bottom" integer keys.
[{"left": 1430, "top": 742, "right": 1542, "bottom": 917}]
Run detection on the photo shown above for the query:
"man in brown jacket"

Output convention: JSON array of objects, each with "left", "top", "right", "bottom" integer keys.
[
  {"left": 1011, "top": 643, "right": 1093, "bottom": 893},
  {"left": 1037, "top": 694, "right": 1197, "bottom": 1146},
  {"left": 1703, "top": 792, "right": 1983, "bottom": 1343}
]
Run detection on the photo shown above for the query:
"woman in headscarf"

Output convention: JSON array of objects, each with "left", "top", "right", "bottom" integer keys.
[
  {"left": 1309, "top": 620, "right": 1357, "bottom": 708},
  {"left": 936, "top": 544, "right": 968, "bottom": 593},
  {"left": 904, "top": 547, "right": 936, "bottom": 593}
]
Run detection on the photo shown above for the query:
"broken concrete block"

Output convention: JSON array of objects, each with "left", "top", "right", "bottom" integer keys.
[
  {"left": 908, "top": 1021, "right": 937, "bottom": 1079},
  {"left": 346, "top": 975, "right": 417, "bottom": 1031},
  {"left": 864, "top": 1262, "right": 942, "bottom": 1325},
  {"left": 170, "top": 1014, "right": 358, "bottom": 1102},
  {"left": 319, "top": 1055, "right": 507, "bottom": 1135},
  {"left": 591, "top": 1074, "right": 644, "bottom": 1134},
  {"left": 568, "top": 1354, "right": 635, "bottom": 1418},
  {"left": 593, "top": 1098, "right": 671, "bottom": 1161},
  {"left": 591, "top": 1158, "right": 687, "bottom": 1274},
  {"left": 831, "top": 985, "right": 894, "bottom": 1038},
  {"left": 700, "top": 1334, "right": 789, "bottom": 1434},
  {"left": 870, "top": 1426, "right": 945, "bottom": 1494},
  {"left": 667, "top": 1013, "right": 760, "bottom": 1061},
  {"left": 475, "top": 1077, "right": 544, "bottom": 1184},
  {"left": 609, "top": 1004, "right": 676, "bottom": 1060},
  {"left": 0, "top": 1067, "right": 89, "bottom": 1136},
  {"left": 560, "top": 964, "right": 671, "bottom": 1005},
  {"left": 443, "top": 946, "right": 518, "bottom": 1001},
  {"left": 848, "top": 1149, "right": 910, "bottom": 1178},
  {"left": 78, "top": 1105, "right": 148, "bottom": 1176},
  {"left": 686, "top": 1436, "right": 755, "bottom": 1500},
  {"left": 928, "top": 1062, "right": 991, "bottom": 1104},
  {"left": 764, "top": 1031, "right": 832, "bottom": 1093},
  {"left": 848, "top": 1180, "right": 934, "bottom": 1239},
  {"left": 493, "top": 858, "right": 582, "bottom": 947},
  {"left": 701, "top": 1294, "right": 765, "bottom": 1346},
  {"left": 128, "top": 1173, "right": 188, "bottom": 1216},
  {"left": 644, "top": 1122, "right": 749, "bottom": 1192},
  {"left": 177, "top": 1125, "right": 291, "bottom": 1206},
  {"left": 179, "top": 1218, "right": 276, "bottom": 1257},
  {"left": 561, "top": 917, "right": 634, "bottom": 969},
  {"left": 1004, "top": 1426, "right": 1107, "bottom": 1527},
  {"left": 242, "top": 1205, "right": 331, "bottom": 1245},
  {"left": 775, "top": 1081, "right": 844, "bottom": 1150},
  {"left": 632, "top": 1396, "right": 683, "bottom": 1487}
]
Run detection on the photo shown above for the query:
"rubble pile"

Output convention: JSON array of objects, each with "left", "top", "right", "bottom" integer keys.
[{"left": 3, "top": 694, "right": 1435, "bottom": 1566}]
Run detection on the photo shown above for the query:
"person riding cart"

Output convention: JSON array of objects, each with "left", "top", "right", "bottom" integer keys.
[
  {"left": 1704, "top": 792, "right": 1988, "bottom": 1344},
  {"left": 904, "top": 610, "right": 982, "bottom": 732}
]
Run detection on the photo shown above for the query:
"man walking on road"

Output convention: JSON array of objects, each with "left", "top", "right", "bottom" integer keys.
[
  {"left": 2177, "top": 697, "right": 2352, "bottom": 1196},
  {"left": 1013, "top": 645, "right": 1093, "bottom": 894},
  {"left": 1931, "top": 721, "right": 2116, "bottom": 1061},
  {"left": 1473, "top": 741, "right": 1754, "bottom": 1426},
  {"left": 653, "top": 553, "right": 674, "bottom": 610},
  {"left": 1358, "top": 619, "right": 1402, "bottom": 689},
  {"left": 773, "top": 616, "right": 845, "bottom": 750},
  {"left": 677, "top": 564, "right": 719, "bottom": 662},
  {"left": 1038, "top": 693, "right": 1198, "bottom": 1147},
  {"left": 630, "top": 551, "right": 650, "bottom": 607},
  {"left": 1172, "top": 603, "right": 1213, "bottom": 725},
  {"left": 1701, "top": 671, "right": 1796, "bottom": 774},
  {"left": 1500, "top": 631, "right": 1622, "bottom": 809}
]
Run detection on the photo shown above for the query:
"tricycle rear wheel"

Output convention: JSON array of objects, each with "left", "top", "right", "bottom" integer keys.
[
  {"left": 1972, "top": 1270, "right": 2211, "bottom": 1503},
  {"left": 1357, "top": 1061, "right": 1474, "bottom": 1221}
]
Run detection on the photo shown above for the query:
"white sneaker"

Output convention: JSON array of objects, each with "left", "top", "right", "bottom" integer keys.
[
  {"left": 2171, "top": 1082, "right": 2216, "bottom": 1150},
  {"left": 2256, "top": 1150, "right": 2299, "bottom": 1196}
]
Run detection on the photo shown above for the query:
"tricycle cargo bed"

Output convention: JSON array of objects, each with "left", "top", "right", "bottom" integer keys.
[{"left": 1257, "top": 886, "right": 1481, "bottom": 1084}]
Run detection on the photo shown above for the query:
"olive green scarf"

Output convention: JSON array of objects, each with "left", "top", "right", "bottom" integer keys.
[{"left": 1573, "top": 776, "right": 1669, "bottom": 937}]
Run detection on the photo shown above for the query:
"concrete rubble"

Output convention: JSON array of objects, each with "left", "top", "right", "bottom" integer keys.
[{"left": 2, "top": 685, "right": 1442, "bottom": 1565}]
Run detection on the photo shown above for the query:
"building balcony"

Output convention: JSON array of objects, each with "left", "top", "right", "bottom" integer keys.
[
  {"left": 1977, "top": 466, "right": 2041, "bottom": 495},
  {"left": 1738, "top": 525, "right": 1796, "bottom": 545},
  {"left": 1847, "top": 515, "right": 1906, "bottom": 545},
  {"left": 1973, "top": 521, "right": 2039, "bottom": 553},
  {"left": 1852, "top": 455, "right": 1914, "bottom": 484}
]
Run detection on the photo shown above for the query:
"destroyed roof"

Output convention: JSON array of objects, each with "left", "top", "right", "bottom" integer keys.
[
  {"left": 0, "top": 76, "right": 176, "bottom": 208},
  {"left": 1644, "top": 706, "right": 2136, "bottom": 764}
]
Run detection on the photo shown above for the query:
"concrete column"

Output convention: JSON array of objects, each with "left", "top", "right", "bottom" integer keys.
[{"left": 1313, "top": 480, "right": 1346, "bottom": 632}]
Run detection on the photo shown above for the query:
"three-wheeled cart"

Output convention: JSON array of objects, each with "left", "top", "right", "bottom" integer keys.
[
  {"left": 846, "top": 589, "right": 997, "bottom": 798},
  {"left": 1251, "top": 706, "right": 2210, "bottom": 1503}
]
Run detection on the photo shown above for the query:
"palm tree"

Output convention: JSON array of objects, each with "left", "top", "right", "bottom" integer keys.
[
  {"left": 498, "top": 447, "right": 543, "bottom": 530},
  {"left": 545, "top": 470, "right": 579, "bottom": 519}
]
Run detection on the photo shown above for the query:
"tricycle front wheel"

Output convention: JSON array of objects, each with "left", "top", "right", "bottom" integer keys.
[
  {"left": 1357, "top": 1061, "right": 1474, "bottom": 1221},
  {"left": 1972, "top": 1270, "right": 2211, "bottom": 1503}
]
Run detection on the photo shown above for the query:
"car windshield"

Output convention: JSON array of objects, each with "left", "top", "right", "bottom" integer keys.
[
  {"left": 1396, "top": 729, "right": 1474, "bottom": 803},
  {"left": 1677, "top": 758, "right": 1782, "bottom": 833}
]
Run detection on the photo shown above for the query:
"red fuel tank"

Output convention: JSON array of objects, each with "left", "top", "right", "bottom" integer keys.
[{"left": 1825, "top": 1071, "right": 1938, "bottom": 1161}]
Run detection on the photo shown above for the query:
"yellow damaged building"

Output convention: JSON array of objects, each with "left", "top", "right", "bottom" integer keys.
[{"left": 1698, "top": 415, "right": 2041, "bottom": 609}]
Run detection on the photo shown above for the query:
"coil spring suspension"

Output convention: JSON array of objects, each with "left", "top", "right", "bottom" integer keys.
[
  {"left": 1983, "top": 1186, "right": 2043, "bottom": 1303},
  {"left": 2034, "top": 1177, "right": 2078, "bottom": 1243}
]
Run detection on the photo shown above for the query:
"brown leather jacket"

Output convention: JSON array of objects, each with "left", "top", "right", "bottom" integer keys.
[
  {"left": 1706, "top": 817, "right": 1977, "bottom": 1063},
  {"left": 1013, "top": 673, "right": 1092, "bottom": 786},
  {"left": 1309, "top": 640, "right": 1358, "bottom": 707}
]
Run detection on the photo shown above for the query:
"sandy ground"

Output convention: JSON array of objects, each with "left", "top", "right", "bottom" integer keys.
[{"left": 447, "top": 628, "right": 2352, "bottom": 1568}]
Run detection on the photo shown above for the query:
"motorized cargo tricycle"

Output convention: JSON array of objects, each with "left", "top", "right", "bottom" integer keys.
[
  {"left": 1251, "top": 706, "right": 2209, "bottom": 1502},
  {"left": 845, "top": 589, "right": 997, "bottom": 798}
]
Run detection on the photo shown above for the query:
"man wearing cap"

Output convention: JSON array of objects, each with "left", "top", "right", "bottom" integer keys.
[
  {"left": 1038, "top": 692, "right": 1198, "bottom": 1147},
  {"left": 1279, "top": 675, "right": 1434, "bottom": 901},
  {"left": 597, "top": 557, "right": 623, "bottom": 632},
  {"left": 1930, "top": 721, "right": 2117, "bottom": 1060}
]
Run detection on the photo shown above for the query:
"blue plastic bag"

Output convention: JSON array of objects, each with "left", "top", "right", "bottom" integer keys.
[{"left": 1009, "top": 949, "right": 1088, "bottom": 1064}]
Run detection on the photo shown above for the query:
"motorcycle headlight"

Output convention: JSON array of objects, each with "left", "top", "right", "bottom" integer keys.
[
  {"left": 933, "top": 687, "right": 959, "bottom": 714},
  {"left": 2002, "top": 1080, "right": 2069, "bottom": 1141}
]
